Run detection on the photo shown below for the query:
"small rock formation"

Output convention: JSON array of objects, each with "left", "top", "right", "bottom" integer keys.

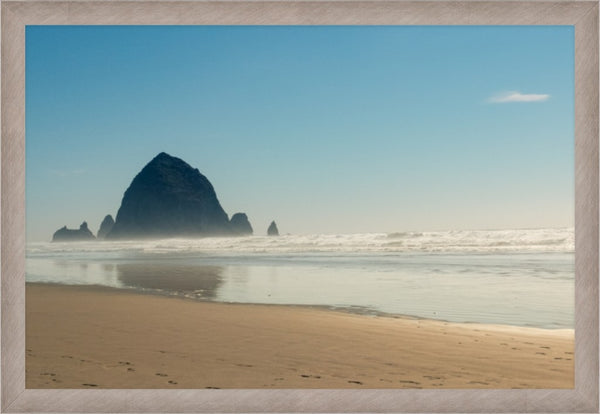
[
  {"left": 52, "top": 222, "right": 96, "bottom": 242},
  {"left": 97, "top": 214, "right": 115, "bottom": 239},
  {"left": 230, "top": 213, "right": 253, "bottom": 235},
  {"left": 267, "top": 221, "right": 279, "bottom": 236},
  {"left": 106, "top": 152, "right": 233, "bottom": 239}
]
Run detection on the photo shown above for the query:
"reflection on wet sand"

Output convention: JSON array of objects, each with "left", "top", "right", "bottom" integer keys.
[
  {"left": 116, "top": 263, "right": 224, "bottom": 299},
  {"left": 102, "top": 263, "right": 115, "bottom": 273}
]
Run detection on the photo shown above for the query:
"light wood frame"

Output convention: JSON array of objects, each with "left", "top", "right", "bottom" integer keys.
[{"left": 1, "top": 1, "right": 598, "bottom": 412}]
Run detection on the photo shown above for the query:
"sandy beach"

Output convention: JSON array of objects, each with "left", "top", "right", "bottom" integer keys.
[{"left": 26, "top": 283, "right": 574, "bottom": 389}]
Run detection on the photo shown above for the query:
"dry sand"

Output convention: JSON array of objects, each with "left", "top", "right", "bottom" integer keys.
[{"left": 26, "top": 282, "right": 574, "bottom": 389}]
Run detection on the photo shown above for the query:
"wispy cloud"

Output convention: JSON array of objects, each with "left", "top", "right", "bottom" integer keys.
[
  {"left": 487, "top": 91, "right": 550, "bottom": 103},
  {"left": 49, "top": 169, "right": 86, "bottom": 177}
]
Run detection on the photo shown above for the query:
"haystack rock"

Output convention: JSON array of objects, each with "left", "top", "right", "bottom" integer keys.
[
  {"left": 52, "top": 221, "right": 96, "bottom": 242},
  {"left": 106, "top": 152, "right": 233, "bottom": 239},
  {"left": 97, "top": 214, "right": 115, "bottom": 239},
  {"left": 267, "top": 221, "right": 279, "bottom": 236},
  {"left": 230, "top": 212, "right": 253, "bottom": 235}
]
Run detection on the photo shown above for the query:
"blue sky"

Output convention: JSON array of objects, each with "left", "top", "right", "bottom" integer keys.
[{"left": 26, "top": 25, "right": 574, "bottom": 241}]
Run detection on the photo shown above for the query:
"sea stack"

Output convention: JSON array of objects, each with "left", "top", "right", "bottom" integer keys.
[
  {"left": 52, "top": 222, "right": 96, "bottom": 242},
  {"left": 230, "top": 213, "right": 253, "bottom": 235},
  {"left": 267, "top": 221, "right": 279, "bottom": 236},
  {"left": 106, "top": 152, "right": 232, "bottom": 239},
  {"left": 97, "top": 214, "right": 115, "bottom": 239}
]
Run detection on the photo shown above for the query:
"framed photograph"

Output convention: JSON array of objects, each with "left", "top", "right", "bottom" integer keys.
[{"left": 2, "top": 1, "right": 598, "bottom": 412}]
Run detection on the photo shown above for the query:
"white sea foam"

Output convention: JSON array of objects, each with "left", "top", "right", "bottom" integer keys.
[{"left": 27, "top": 227, "right": 574, "bottom": 256}]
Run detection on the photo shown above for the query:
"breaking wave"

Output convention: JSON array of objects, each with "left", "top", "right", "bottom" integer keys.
[{"left": 27, "top": 227, "right": 574, "bottom": 257}]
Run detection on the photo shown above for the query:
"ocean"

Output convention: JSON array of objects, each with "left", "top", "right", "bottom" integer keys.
[{"left": 26, "top": 227, "right": 574, "bottom": 329}]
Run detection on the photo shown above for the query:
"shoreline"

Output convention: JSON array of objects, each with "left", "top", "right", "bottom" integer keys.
[
  {"left": 26, "top": 281, "right": 574, "bottom": 332},
  {"left": 26, "top": 282, "right": 574, "bottom": 389}
]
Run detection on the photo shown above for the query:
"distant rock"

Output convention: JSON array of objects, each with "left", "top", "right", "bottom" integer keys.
[
  {"left": 97, "top": 215, "right": 115, "bottom": 239},
  {"left": 52, "top": 222, "right": 96, "bottom": 242},
  {"left": 106, "top": 152, "right": 233, "bottom": 239},
  {"left": 230, "top": 213, "right": 253, "bottom": 235},
  {"left": 267, "top": 221, "right": 279, "bottom": 236}
]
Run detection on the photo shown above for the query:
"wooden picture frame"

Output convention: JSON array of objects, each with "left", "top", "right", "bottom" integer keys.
[{"left": 1, "top": 1, "right": 598, "bottom": 412}]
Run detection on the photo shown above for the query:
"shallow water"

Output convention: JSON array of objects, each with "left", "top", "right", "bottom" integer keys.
[{"left": 26, "top": 229, "right": 574, "bottom": 329}]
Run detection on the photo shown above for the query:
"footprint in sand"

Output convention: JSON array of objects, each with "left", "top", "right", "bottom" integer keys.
[
  {"left": 206, "top": 386, "right": 220, "bottom": 389},
  {"left": 168, "top": 380, "right": 178, "bottom": 385},
  {"left": 468, "top": 381, "right": 489, "bottom": 385},
  {"left": 540, "top": 346, "right": 550, "bottom": 349},
  {"left": 127, "top": 367, "right": 135, "bottom": 372},
  {"left": 82, "top": 383, "right": 98, "bottom": 387},
  {"left": 348, "top": 380, "right": 363, "bottom": 385},
  {"left": 398, "top": 380, "right": 420, "bottom": 385},
  {"left": 300, "top": 374, "right": 321, "bottom": 379},
  {"left": 155, "top": 373, "right": 168, "bottom": 377},
  {"left": 236, "top": 364, "right": 253, "bottom": 368},
  {"left": 535, "top": 352, "right": 546, "bottom": 355},
  {"left": 118, "top": 361, "right": 132, "bottom": 365}
]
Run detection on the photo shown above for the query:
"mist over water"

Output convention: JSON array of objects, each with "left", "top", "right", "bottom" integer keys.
[
  {"left": 26, "top": 228, "right": 574, "bottom": 329},
  {"left": 29, "top": 227, "right": 574, "bottom": 255}
]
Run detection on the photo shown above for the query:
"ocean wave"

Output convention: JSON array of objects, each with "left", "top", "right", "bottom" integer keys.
[
  {"left": 27, "top": 227, "right": 574, "bottom": 257},
  {"left": 387, "top": 232, "right": 424, "bottom": 239}
]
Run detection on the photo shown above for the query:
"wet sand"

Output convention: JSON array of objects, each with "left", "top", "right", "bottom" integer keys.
[{"left": 26, "top": 283, "right": 574, "bottom": 389}]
